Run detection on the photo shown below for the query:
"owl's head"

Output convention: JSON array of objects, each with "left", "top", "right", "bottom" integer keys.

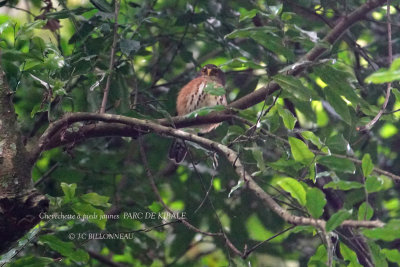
[{"left": 200, "top": 64, "right": 225, "bottom": 86}]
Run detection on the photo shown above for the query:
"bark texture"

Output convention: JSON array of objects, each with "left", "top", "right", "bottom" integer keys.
[{"left": 0, "top": 66, "right": 48, "bottom": 253}]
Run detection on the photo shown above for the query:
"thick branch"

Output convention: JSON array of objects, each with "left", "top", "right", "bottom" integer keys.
[
  {"left": 31, "top": 0, "right": 386, "bottom": 155},
  {"left": 32, "top": 0, "right": 387, "bottom": 162},
  {"left": 34, "top": 112, "right": 385, "bottom": 230},
  {"left": 39, "top": 113, "right": 400, "bottom": 182}
]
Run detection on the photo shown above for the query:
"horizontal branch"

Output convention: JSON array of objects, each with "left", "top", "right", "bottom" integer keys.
[
  {"left": 40, "top": 114, "right": 400, "bottom": 184},
  {"left": 33, "top": 112, "right": 385, "bottom": 231},
  {"left": 32, "top": 0, "right": 386, "bottom": 162}
]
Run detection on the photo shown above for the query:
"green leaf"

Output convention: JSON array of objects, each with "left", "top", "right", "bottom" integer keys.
[
  {"left": 382, "top": 249, "right": 400, "bottom": 263},
  {"left": 245, "top": 214, "right": 276, "bottom": 241},
  {"left": 221, "top": 58, "right": 265, "bottom": 70},
  {"left": 18, "top": 20, "right": 47, "bottom": 37},
  {"left": 0, "top": 21, "right": 12, "bottom": 35},
  {"left": 69, "top": 22, "right": 95, "bottom": 44},
  {"left": 362, "top": 154, "right": 374, "bottom": 177},
  {"left": 326, "top": 134, "right": 348, "bottom": 152},
  {"left": 317, "top": 156, "right": 355, "bottom": 173},
  {"left": 81, "top": 192, "right": 110, "bottom": 207},
  {"left": 278, "top": 107, "right": 297, "bottom": 130},
  {"left": 323, "top": 180, "right": 363, "bottom": 191},
  {"left": 306, "top": 188, "right": 326, "bottom": 218},
  {"left": 365, "top": 69, "right": 400, "bottom": 84},
  {"left": 277, "top": 177, "right": 306, "bottom": 206},
  {"left": 288, "top": 137, "right": 315, "bottom": 165},
  {"left": 61, "top": 183, "right": 77, "bottom": 202},
  {"left": 253, "top": 33, "right": 295, "bottom": 61},
  {"left": 120, "top": 39, "right": 140, "bottom": 56},
  {"left": 358, "top": 202, "right": 373, "bottom": 221},
  {"left": 308, "top": 244, "right": 327, "bottom": 266},
  {"left": 45, "top": 7, "right": 94, "bottom": 19},
  {"left": 366, "top": 176, "right": 383, "bottom": 193},
  {"left": 301, "top": 131, "right": 324, "bottom": 150},
  {"left": 324, "top": 87, "right": 352, "bottom": 125},
  {"left": 30, "top": 104, "right": 48, "bottom": 118},
  {"left": 224, "top": 26, "right": 279, "bottom": 39},
  {"left": 148, "top": 201, "right": 162, "bottom": 212},
  {"left": 326, "top": 210, "right": 351, "bottom": 231},
  {"left": 267, "top": 158, "right": 303, "bottom": 177},
  {"left": 363, "top": 220, "right": 400, "bottom": 241},
  {"left": 273, "top": 74, "right": 312, "bottom": 101},
  {"left": 238, "top": 8, "right": 258, "bottom": 22},
  {"left": 40, "top": 235, "right": 89, "bottom": 263},
  {"left": 225, "top": 26, "right": 293, "bottom": 59},
  {"left": 71, "top": 202, "right": 107, "bottom": 229},
  {"left": 186, "top": 105, "right": 225, "bottom": 118},
  {"left": 392, "top": 88, "right": 400, "bottom": 102},
  {"left": 390, "top": 57, "right": 400, "bottom": 70},
  {"left": 314, "top": 65, "right": 361, "bottom": 105},
  {"left": 10, "top": 256, "right": 53, "bottom": 267},
  {"left": 369, "top": 241, "right": 388, "bottom": 267},
  {"left": 340, "top": 243, "right": 363, "bottom": 267},
  {"left": 90, "top": 0, "right": 112, "bottom": 12},
  {"left": 309, "top": 162, "right": 316, "bottom": 181},
  {"left": 221, "top": 125, "right": 245, "bottom": 145},
  {"left": 2, "top": 50, "right": 28, "bottom": 61},
  {"left": 249, "top": 146, "right": 266, "bottom": 173},
  {"left": 203, "top": 82, "right": 226, "bottom": 96}
]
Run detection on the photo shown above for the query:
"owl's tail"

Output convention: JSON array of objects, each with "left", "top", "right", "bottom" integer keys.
[{"left": 168, "top": 139, "right": 187, "bottom": 164}]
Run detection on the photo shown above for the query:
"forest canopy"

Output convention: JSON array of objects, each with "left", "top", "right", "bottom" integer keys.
[{"left": 0, "top": 0, "right": 400, "bottom": 266}]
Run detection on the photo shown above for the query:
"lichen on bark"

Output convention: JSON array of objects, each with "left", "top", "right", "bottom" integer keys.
[{"left": 0, "top": 64, "right": 48, "bottom": 254}]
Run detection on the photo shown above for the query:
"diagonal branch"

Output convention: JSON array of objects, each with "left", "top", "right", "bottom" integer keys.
[
  {"left": 32, "top": 0, "right": 387, "bottom": 161},
  {"left": 99, "top": 0, "right": 120, "bottom": 113},
  {"left": 358, "top": 0, "right": 393, "bottom": 131},
  {"left": 32, "top": 112, "right": 385, "bottom": 230}
]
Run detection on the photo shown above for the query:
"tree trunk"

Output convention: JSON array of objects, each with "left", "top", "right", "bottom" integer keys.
[{"left": 0, "top": 66, "right": 48, "bottom": 253}]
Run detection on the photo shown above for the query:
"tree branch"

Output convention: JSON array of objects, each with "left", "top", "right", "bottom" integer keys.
[
  {"left": 358, "top": 0, "right": 393, "bottom": 131},
  {"left": 33, "top": 0, "right": 387, "bottom": 162},
  {"left": 99, "top": 0, "right": 120, "bottom": 113},
  {"left": 34, "top": 112, "right": 385, "bottom": 230}
]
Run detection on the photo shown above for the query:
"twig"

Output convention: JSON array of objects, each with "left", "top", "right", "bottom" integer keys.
[
  {"left": 242, "top": 225, "right": 295, "bottom": 259},
  {"left": 4, "top": 5, "right": 36, "bottom": 17},
  {"left": 138, "top": 135, "right": 249, "bottom": 258},
  {"left": 138, "top": 137, "right": 226, "bottom": 237},
  {"left": 323, "top": 229, "right": 334, "bottom": 267},
  {"left": 358, "top": 0, "right": 393, "bottom": 131},
  {"left": 34, "top": 162, "right": 60, "bottom": 186},
  {"left": 193, "top": 173, "right": 215, "bottom": 213},
  {"left": 384, "top": 108, "right": 400, "bottom": 114},
  {"left": 99, "top": 0, "right": 120, "bottom": 113}
]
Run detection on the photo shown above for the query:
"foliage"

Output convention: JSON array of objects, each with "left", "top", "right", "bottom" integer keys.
[{"left": 0, "top": 0, "right": 400, "bottom": 266}]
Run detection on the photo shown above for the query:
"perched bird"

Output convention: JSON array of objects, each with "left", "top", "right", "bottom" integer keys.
[{"left": 168, "top": 64, "right": 227, "bottom": 163}]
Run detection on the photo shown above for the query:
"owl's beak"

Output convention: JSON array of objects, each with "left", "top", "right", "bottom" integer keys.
[{"left": 206, "top": 68, "right": 212, "bottom": 76}]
